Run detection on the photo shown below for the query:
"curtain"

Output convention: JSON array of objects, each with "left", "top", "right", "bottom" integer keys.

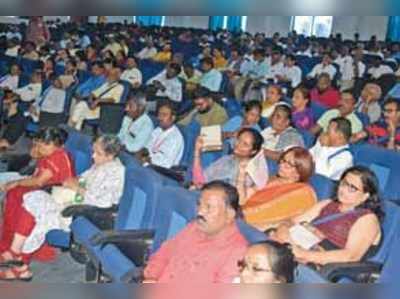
[
  {"left": 209, "top": 16, "right": 225, "bottom": 31},
  {"left": 136, "top": 16, "right": 163, "bottom": 26},
  {"left": 227, "top": 16, "right": 242, "bottom": 32},
  {"left": 387, "top": 16, "right": 400, "bottom": 42}
]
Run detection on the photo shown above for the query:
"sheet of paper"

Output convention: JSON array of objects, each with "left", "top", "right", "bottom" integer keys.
[
  {"left": 289, "top": 224, "right": 321, "bottom": 250},
  {"left": 246, "top": 151, "right": 269, "bottom": 189},
  {"left": 201, "top": 125, "right": 222, "bottom": 152}
]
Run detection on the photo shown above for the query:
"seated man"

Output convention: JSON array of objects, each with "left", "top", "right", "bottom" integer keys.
[
  {"left": 311, "top": 90, "right": 363, "bottom": 137},
  {"left": 146, "top": 62, "right": 182, "bottom": 107},
  {"left": 310, "top": 73, "right": 341, "bottom": 109},
  {"left": 118, "top": 92, "right": 154, "bottom": 154},
  {"left": 151, "top": 43, "right": 172, "bottom": 63},
  {"left": 356, "top": 83, "right": 382, "bottom": 124},
  {"left": 352, "top": 98, "right": 400, "bottom": 150},
  {"left": 0, "top": 64, "right": 21, "bottom": 96},
  {"left": 69, "top": 67, "right": 124, "bottom": 130},
  {"left": 307, "top": 53, "right": 337, "bottom": 81},
  {"left": 139, "top": 102, "right": 184, "bottom": 169},
  {"left": 309, "top": 117, "right": 353, "bottom": 180},
  {"left": 199, "top": 57, "right": 223, "bottom": 93},
  {"left": 261, "top": 104, "right": 304, "bottom": 161},
  {"left": 179, "top": 86, "right": 228, "bottom": 127},
  {"left": 367, "top": 56, "right": 393, "bottom": 80},
  {"left": 120, "top": 56, "right": 142, "bottom": 89},
  {"left": 143, "top": 181, "right": 248, "bottom": 283}
]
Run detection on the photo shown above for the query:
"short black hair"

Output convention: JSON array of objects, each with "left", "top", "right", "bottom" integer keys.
[
  {"left": 36, "top": 127, "right": 68, "bottom": 147},
  {"left": 201, "top": 181, "right": 241, "bottom": 217},
  {"left": 157, "top": 101, "right": 177, "bottom": 117},
  {"left": 193, "top": 86, "right": 213, "bottom": 100},
  {"left": 237, "top": 127, "right": 264, "bottom": 157},
  {"left": 330, "top": 117, "right": 352, "bottom": 141},
  {"left": 384, "top": 98, "right": 400, "bottom": 111},
  {"left": 244, "top": 100, "right": 262, "bottom": 114},
  {"left": 200, "top": 56, "right": 214, "bottom": 68}
]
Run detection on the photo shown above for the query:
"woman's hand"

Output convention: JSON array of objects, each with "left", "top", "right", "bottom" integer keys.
[
  {"left": 63, "top": 178, "right": 80, "bottom": 191},
  {"left": 194, "top": 136, "right": 204, "bottom": 155},
  {"left": 291, "top": 245, "right": 311, "bottom": 264}
]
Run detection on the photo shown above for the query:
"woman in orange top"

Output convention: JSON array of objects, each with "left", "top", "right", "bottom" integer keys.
[
  {"left": 242, "top": 147, "right": 317, "bottom": 231},
  {"left": 213, "top": 47, "right": 228, "bottom": 70}
]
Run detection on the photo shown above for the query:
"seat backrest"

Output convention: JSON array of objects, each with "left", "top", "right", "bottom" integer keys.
[
  {"left": 64, "top": 129, "right": 93, "bottom": 175},
  {"left": 150, "top": 186, "right": 199, "bottom": 252},
  {"left": 115, "top": 165, "right": 164, "bottom": 231},
  {"left": 236, "top": 219, "right": 268, "bottom": 244},
  {"left": 310, "top": 101, "right": 328, "bottom": 120},
  {"left": 178, "top": 120, "right": 201, "bottom": 168},
  {"left": 309, "top": 174, "right": 336, "bottom": 201},
  {"left": 378, "top": 216, "right": 400, "bottom": 283},
  {"left": 298, "top": 128, "right": 316, "bottom": 148},
  {"left": 351, "top": 144, "right": 400, "bottom": 201}
]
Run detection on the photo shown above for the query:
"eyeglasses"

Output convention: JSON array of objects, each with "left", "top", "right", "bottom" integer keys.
[
  {"left": 279, "top": 157, "right": 297, "bottom": 169},
  {"left": 237, "top": 259, "right": 273, "bottom": 274},
  {"left": 339, "top": 179, "right": 363, "bottom": 193}
]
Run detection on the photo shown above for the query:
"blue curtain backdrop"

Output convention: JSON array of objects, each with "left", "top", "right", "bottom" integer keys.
[
  {"left": 227, "top": 16, "right": 242, "bottom": 32},
  {"left": 209, "top": 16, "right": 225, "bottom": 31},
  {"left": 387, "top": 16, "right": 400, "bottom": 41},
  {"left": 136, "top": 16, "right": 163, "bottom": 26}
]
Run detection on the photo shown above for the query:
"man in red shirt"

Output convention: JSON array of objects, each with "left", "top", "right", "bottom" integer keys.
[
  {"left": 310, "top": 73, "right": 341, "bottom": 109},
  {"left": 143, "top": 181, "right": 248, "bottom": 283}
]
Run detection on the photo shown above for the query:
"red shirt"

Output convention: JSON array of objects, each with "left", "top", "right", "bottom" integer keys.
[
  {"left": 144, "top": 222, "right": 248, "bottom": 283},
  {"left": 310, "top": 87, "right": 341, "bottom": 109}
]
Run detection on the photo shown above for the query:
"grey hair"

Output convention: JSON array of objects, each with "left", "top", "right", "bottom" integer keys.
[
  {"left": 127, "top": 91, "right": 147, "bottom": 108},
  {"left": 95, "top": 134, "right": 122, "bottom": 157}
]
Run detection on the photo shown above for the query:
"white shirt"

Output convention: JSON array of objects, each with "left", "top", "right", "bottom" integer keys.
[
  {"left": 335, "top": 55, "right": 354, "bottom": 81},
  {"left": 147, "top": 70, "right": 182, "bottom": 103},
  {"left": 0, "top": 75, "right": 19, "bottom": 91},
  {"left": 309, "top": 140, "right": 353, "bottom": 181},
  {"left": 15, "top": 83, "right": 42, "bottom": 102},
  {"left": 38, "top": 87, "right": 66, "bottom": 114},
  {"left": 367, "top": 65, "right": 394, "bottom": 79},
  {"left": 352, "top": 61, "right": 366, "bottom": 79},
  {"left": 136, "top": 47, "right": 157, "bottom": 60},
  {"left": 296, "top": 50, "right": 312, "bottom": 57},
  {"left": 308, "top": 63, "right": 337, "bottom": 80},
  {"left": 266, "top": 61, "right": 285, "bottom": 81},
  {"left": 282, "top": 65, "right": 302, "bottom": 88},
  {"left": 4, "top": 46, "right": 20, "bottom": 57},
  {"left": 146, "top": 125, "right": 184, "bottom": 168},
  {"left": 92, "top": 81, "right": 124, "bottom": 103},
  {"left": 121, "top": 68, "right": 142, "bottom": 87}
]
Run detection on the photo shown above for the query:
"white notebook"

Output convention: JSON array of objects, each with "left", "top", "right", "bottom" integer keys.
[
  {"left": 246, "top": 151, "right": 269, "bottom": 189},
  {"left": 200, "top": 125, "right": 223, "bottom": 152},
  {"left": 289, "top": 224, "right": 321, "bottom": 250}
]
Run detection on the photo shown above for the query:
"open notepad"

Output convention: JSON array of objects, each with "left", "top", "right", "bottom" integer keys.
[
  {"left": 201, "top": 125, "right": 223, "bottom": 152},
  {"left": 289, "top": 224, "right": 322, "bottom": 250},
  {"left": 246, "top": 151, "right": 269, "bottom": 189}
]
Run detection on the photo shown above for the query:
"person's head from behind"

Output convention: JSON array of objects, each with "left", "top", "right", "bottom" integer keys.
[
  {"left": 327, "top": 117, "right": 352, "bottom": 146},
  {"left": 277, "top": 147, "right": 314, "bottom": 183},
  {"left": 271, "top": 104, "right": 292, "bottom": 134},
  {"left": 166, "top": 62, "right": 181, "bottom": 79},
  {"left": 197, "top": 181, "right": 240, "bottom": 236},
  {"left": 125, "top": 91, "right": 147, "bottom": 120},
  {"left": 336, "top": 166, "right": 382, "bottom": 218},
  {"left": 265, "top": 84, "right": 283, "bottom": 104},
  {"left": 35, "top": 127, "right": 68, "bottom": 157},
  {"left": 10, "top": 64, "right": 21, "bottom": 76},
  {"left": 233, "top": 128, "right": 263, "bottom": 160},
  {"left": 244, "top": 100, "right": 262, "bottom": 127},
  {"left": 292, "top": 87, "right": 310, "bottom": 111},
  {"left": 193, "top": 86, "right": 214, "bottom": 113},
  {"left": 316, "top": 73, "right": 332, "bottom": 93},
  {"left": 200, "top": 57, "right": 214, "bottom": 72},
  {"left": 239, "top": 241, "right": 296, "bottom": 283},
  {"left": 157, "top": 102, "right": 176, "bottom": 130},
  {"left": 92, "top": 134, "right": 122, "bottom": 166},
  {"left": 383, "top": 98, "right": 400, "bottom": 125},
  {"left": 338, "top": 90, "right": 357, "bottom": 116},
  {"left": 361, "top": 83, "right": 382, "bottom": 104}
]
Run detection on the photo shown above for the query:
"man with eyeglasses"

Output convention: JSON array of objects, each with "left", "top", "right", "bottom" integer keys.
[
  {"left": 310, "top": 117, "right": 354, "bottom": 180},
  {"left": 143, "top": 181, "right": 248, "bottom": 283},
  {"left": 352, "top": 98, "right": 400, "bottom": 150}
]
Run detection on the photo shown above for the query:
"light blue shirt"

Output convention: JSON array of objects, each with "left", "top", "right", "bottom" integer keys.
[
  {"left": 200, "top": 69, "right": 222, "bottom": 92},
  {"left": 118, "top": 113, "right": 154, "bottom": 153},
  {"left": 388, "top": 83, "right": 400, "bottom": 99},
  {"left": 247, "top": 59, "right": 269, "bottom": 80}
]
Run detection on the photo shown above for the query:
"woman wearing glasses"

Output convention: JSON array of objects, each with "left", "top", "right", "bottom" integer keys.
[
  {"left": 242, "top": 146, "right": 317, "bottom": 231},
  {"left": 238, "top": 241, "right": 296, "bottom": 283},
  {"left": 272, "top": 166, "right": 382, "bottom": 266}
]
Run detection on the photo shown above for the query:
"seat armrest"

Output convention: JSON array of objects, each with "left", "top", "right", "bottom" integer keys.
[{"left": 320, "top": 261, "right": 382, "bottom": 282}]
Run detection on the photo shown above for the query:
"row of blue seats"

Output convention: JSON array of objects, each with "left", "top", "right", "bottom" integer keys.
[{"left": 49, "top": 132, "right": 400, "bottom": 282}]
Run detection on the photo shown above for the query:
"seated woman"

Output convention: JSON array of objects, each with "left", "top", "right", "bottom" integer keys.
[
  {"left": 272, "top": 166, "right": 382, "bottom": 266},
  {"left": 222, "top": 100, "right": 262, "bottom": 152},
  {"left": 0, "top": 127, "right": 75, "bottom": 281},
  {"left": 192, "top": 127, "right": 264, "bottom": 203},
  {"left": 261, "top": 84, "right": 286, "bottom": 119},
  {"left": 238, "top": 241, "right": 296, "bottom": 283},
  {"left": 242, "top": 147, "right": 317, "bottom": 231},
  {"left": 292, "top": 86, "right": 315, "bottom": 131}
]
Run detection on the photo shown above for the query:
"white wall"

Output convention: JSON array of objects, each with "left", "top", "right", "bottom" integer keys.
[
  {"left": 164, "top": 16, "right": 209, "bottom": 29},
  {"left": 246, "top": 16, "right": 292, "bottom": 36},
  {"left": 332, "top": 16, "right": 389, "bottom": 41}
]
